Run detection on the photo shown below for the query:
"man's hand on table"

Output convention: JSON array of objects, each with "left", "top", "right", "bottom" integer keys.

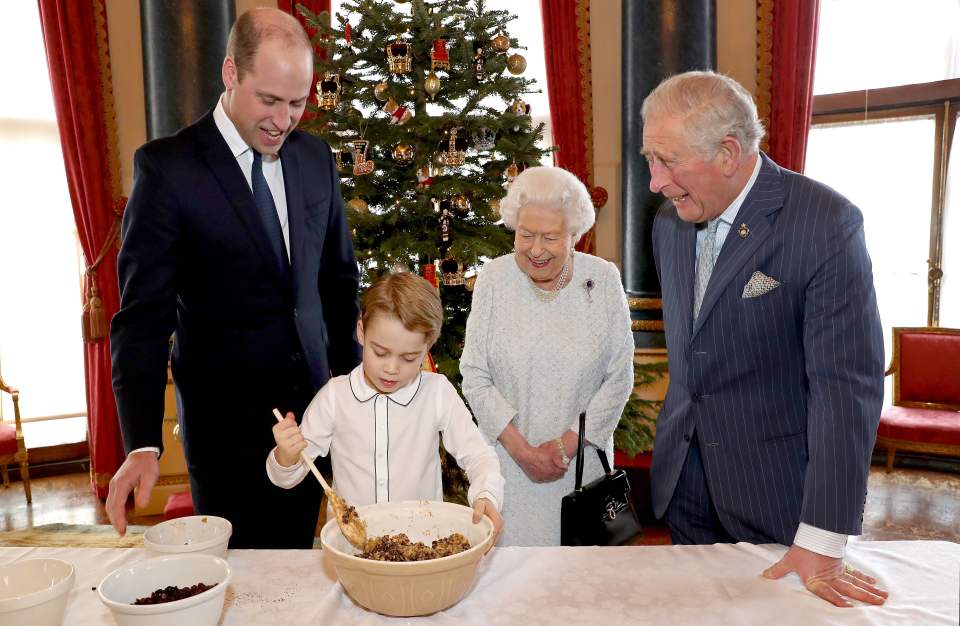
[
  {"left": 763, "top": 544, "right": 889, "bottom": 607},
  {"left": 105, "top": 450, "right": 160, "bottom": 536}
]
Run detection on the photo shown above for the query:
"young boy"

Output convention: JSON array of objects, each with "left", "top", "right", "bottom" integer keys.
[{"left": 267, "top": 272, "right": 504, "bottom": 537}]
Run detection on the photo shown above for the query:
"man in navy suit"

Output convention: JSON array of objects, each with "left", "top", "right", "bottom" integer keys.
[
  {"left": 644, "top": 71, "right": 888, "bottom": 606},
  {"left": 106, "top": 8, "right": 360, "bottom": 548}
]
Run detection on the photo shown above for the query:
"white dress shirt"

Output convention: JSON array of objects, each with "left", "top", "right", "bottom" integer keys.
[
  {"left": 212, "top": 95, "right": 290, "bottom": 260},
  {"left": 266, "top": 366, "right": 505, "bottom": 511},
  {"left": 697, "top": 154, "right": 847, "bottom": 559},
  {"left": 696, "top": 153, "right": 762, "bottom": 261}
]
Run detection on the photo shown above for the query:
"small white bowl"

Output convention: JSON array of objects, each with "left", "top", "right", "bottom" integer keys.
[
  {"left": 98, "top": 553, "right": 231, "bottom": 626},
  {"left": 143, "top": 515, "right": 232, "bottom": 558},
  {"left": 321, "top": 500, "right": 495, "bottom": 617},
  {"left": 0, "top": 558, "right": 75, "bottom": 626}
]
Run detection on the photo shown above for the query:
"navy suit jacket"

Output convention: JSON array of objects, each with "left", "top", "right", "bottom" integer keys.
[
  {"left": 650, "top": 154, "right": 884, "bottom": 544},
  {"left": 110, "top": 110, "right": 361, "bottom": 462}
]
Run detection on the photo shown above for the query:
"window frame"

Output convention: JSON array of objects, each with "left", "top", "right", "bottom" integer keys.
[{"left": 812, "top": 78, "right": 960, "bottom": 325}]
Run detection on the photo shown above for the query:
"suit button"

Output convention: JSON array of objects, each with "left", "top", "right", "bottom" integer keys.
[
  {"left": 683, "top": 433, "right": 691, "bottom": 442},
  {"left": 691, "top": 392, "right": 702, "bottom": 402},
  {"left": 293, "top": 308, "right": 299, "bottom": 319},
  {"left": 291, "top": 351, "right": 303, "bottom": 362}
]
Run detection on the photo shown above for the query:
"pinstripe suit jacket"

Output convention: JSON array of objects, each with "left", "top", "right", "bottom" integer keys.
[{"left": 650, "top": 154, "right": 884, "bottom": 544}]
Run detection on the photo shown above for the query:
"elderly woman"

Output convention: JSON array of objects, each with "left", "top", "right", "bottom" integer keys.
[{"left": 460, "top": 166, "right": 634, "bottom": 546}]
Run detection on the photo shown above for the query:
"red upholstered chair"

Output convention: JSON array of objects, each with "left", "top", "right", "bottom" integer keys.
[
  {"left": 0, "top": 373, "right": 31, "bottom": 503},
  {"left": 876, "top": 327, "right": 960, "bottom": 471}
]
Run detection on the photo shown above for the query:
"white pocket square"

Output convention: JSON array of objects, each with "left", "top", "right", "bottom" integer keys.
[{"left": 742, "top": 271, "right": 781, "bottom": 298}]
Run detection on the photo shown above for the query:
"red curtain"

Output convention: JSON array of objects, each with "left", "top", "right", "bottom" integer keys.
[
  {"left": 279, "top": 0, "right": 332, "bottom": 121},
  {"left": 757, "top": 0, "right": 821, "bottom": 173},
  {"left": 278, "top": 0, "right": 331, "bottom": 40},
  {"left": 540, "top": 0, "right": 604, "bottom": 254},
  {"left": 38, "top": 0, "right": 125, "bottom": 498}
]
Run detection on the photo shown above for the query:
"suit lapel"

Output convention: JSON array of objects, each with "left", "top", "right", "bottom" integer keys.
[
  {"left": 281, "top": 139, "right": 304, "bottom": 297},
  {"left": 196, "top": 112, "right": 286, "bottom": 280},
  {"left": 676, "top": 220, "right": 698, "bottom": 339},
  {"left": 691, "top": 154, "right": 785, "bottom": 340}
]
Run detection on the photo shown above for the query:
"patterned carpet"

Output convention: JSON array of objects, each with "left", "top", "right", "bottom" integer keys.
[
  {"left": 861, "top": 467, "right": 960, "bottom": 542},
  {"left": 0, "top": 523, "right": 146, "bottom": 548}
]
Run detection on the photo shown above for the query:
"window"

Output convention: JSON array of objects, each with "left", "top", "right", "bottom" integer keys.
[
  {"left": 0, "top": 3, "right": 88, "bottom": 433},
  {"left": 806, "top": 0, "right": 960, "bottom": 404}
]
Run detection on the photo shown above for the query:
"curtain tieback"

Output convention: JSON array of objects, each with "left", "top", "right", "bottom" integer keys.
[{"left": 82, "top": 198, "right": 125, "bottom": 343}]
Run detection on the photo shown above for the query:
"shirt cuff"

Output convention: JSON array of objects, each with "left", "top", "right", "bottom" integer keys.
[
  {"left": 469, "top": 490, "right": 500, "bottom": 513},
  {"left": 793, "top": 523, "right": 848, "bottom": 558},
  {"left": 129, "top": 447, "right": 160, "bottom": 458},
  {"left": 266, "top": 447, "right": 303, "bottom": 473}
]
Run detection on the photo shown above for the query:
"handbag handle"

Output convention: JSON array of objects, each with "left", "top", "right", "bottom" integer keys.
[{"left": 573, "top": 412, "right": 613, "bottom": 492}]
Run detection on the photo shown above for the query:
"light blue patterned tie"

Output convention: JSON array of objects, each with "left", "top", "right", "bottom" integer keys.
[{"left": 693, "top": 219, "right": 721, "bottom": 320}]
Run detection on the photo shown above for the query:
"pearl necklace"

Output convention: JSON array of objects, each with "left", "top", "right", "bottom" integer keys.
[{"left": 530, "top": 258, "right": 571, "bottom": 303}]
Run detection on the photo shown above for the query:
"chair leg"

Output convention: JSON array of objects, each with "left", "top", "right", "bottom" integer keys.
[
  {"left": 19, "top": 461, "right": 31, "bottom": 504},
  {"left": 0, "top": 463, "right": 8, "bottom": 488},
  {"left": 885, "top": 447, "right": 895, "bottom": 473}
]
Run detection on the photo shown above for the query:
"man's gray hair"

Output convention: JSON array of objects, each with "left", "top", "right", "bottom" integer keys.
[
  {"left": 499, "top": 166, "right": 595, "bottom": 239},
  {"left": 641, "top": 70, "right": 765, "bottom": 156}
]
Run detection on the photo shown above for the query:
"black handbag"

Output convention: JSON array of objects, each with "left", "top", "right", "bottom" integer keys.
[{"left": 560, "top": 412, "right": 642, "bottom": 546}]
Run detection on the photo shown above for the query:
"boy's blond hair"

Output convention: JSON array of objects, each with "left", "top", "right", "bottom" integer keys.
[{"left": 361, "top": 272, "right": 443, "bottom": 345}]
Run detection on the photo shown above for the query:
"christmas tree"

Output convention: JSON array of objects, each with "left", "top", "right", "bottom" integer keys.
[{"left": 299, "top": 0, "right": 551, "bottom": 388}]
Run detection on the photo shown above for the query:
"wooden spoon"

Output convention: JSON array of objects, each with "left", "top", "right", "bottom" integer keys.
[{"left": 272, "top": 409, "right": 368, "bottom": 550}]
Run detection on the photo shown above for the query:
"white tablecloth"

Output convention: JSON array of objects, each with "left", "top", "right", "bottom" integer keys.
[{"left": 2, "top": 541, "right": 957, "bottom": 625}]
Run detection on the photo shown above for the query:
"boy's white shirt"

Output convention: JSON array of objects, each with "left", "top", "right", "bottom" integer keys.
[{"left": 266, "top": 365, "right": 504, "bottom": 511}]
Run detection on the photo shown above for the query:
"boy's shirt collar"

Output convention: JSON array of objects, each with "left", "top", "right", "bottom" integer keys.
[{"left": 348, "top": 364, "right": 422, "bottom": 407}]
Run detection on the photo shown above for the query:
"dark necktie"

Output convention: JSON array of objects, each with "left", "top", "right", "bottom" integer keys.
[{"left": 251, "top": 150, "right": 288, "bottom": 269}]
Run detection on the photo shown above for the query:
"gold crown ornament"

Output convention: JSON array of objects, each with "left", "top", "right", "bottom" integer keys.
[
  {"left": 316, "top": 73, "right": 342, "bottom": 111},
  {"left": 334, "top": 148, "right": 354, "bottom": 173},
  {"left": 437, "top": 127, "right": 468, "bottom": 167},
  {"left": 439, "top": 257, "right": 466, "bottom": 286},
  {"left": 386, "top": 39, "right": 412, "bottom": 74}
]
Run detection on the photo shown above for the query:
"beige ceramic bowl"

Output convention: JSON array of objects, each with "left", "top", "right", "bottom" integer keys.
[
  {"left": 97, "top": 553, "right": 231, "bottom": 626},
  {"left": 0, "top": 558, "right": 75, "bottom": 626},
  {"left": 321, "top": 499, "right": 494, "bottom": 617},
  {"left": 143, "top": 515, "right": 232, "bottom": 558}
]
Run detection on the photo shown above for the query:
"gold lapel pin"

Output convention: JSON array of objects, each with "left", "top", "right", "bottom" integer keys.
[{"left": 738, "top": 223, "right": 750, "bottom": 239}]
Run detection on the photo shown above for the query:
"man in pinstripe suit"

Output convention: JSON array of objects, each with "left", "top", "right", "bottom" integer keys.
[{"left": 642, "top": 71, "right": 889, "bottom": 607}]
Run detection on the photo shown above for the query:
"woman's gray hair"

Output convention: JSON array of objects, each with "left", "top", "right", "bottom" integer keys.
[
  {"left": 641, "top": 70, "right": 765, "bottom": 157},
  {"left": 499, "top": 166, "right": 595, "bottom": 238}
]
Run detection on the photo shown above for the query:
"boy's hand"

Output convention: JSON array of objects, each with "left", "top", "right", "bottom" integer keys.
[
  {"left": 272, "top": 411, "right": 306, "bottom": 467},
  {"left": 472, "top": 497, "right": 503, "bottom": 544}
]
